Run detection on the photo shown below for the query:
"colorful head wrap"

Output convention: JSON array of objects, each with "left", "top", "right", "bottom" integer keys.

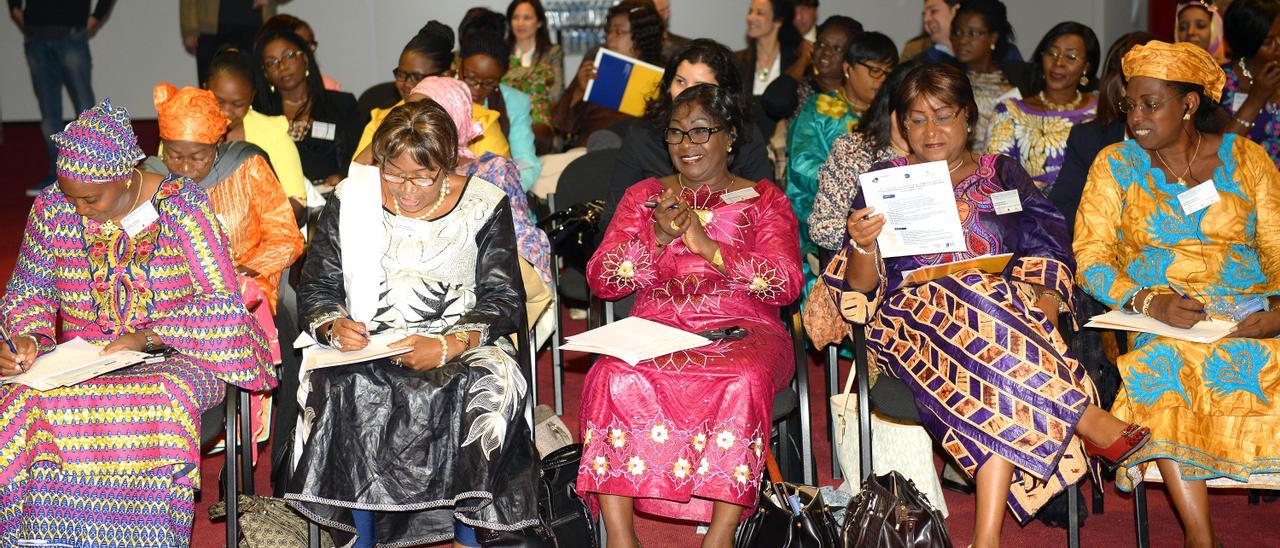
[
  {"left": 409, "top": 77, "right": 482, "bottom": 162},
  {"left": 50, "top": 98, "right": 144, "bottom": 183},
  {"left": 154, "top": 82, "right": 229, "bottom": 145},
  {"left": 1122, "top": 40, "right": 1226, "bottom": 102},
  {"left": 1175, "top": 1, "right": 1226, "bottom": 62}
]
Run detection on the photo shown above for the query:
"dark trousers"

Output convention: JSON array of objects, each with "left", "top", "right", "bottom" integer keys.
[{"left": 23, "top": 28, "right": 95, "bottom": 180}]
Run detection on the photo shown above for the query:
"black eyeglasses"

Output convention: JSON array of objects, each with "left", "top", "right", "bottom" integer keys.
[
  {"left": 663, "top": 126, "right": 724, "bottom": 145},
  {"left": 858, "top": 62, "right": 893, "bottom": 79},
  {"left": 392, "top": 68, "right": 443, "bottom": 85}
]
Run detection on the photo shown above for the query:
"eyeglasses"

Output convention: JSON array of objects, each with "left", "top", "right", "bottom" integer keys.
[
  {"left": 903, "top": 109, "right": 962, "bottom": 129},
  {"left": 663, "top": 126, "right": 724, "bottom": 145},
  {"left": 858, "top": 62, "right": 893, "bottom": 79},
  {"left": 380, "top": 165, "right": 445, "bottom": 188},
  {"left": 392, "top": 68, "right": 442, "bottom": 85},
  {"left": 1117, "top": 96, "right": 1172, "bottom": 115},
  {"left": 950, "top": 28, "right": 990, "bottom": 40},
  {"left": 1041, "top": 50, "right": 1082, "bottom": 65},
  {"left": 263, "top": 49, "right": 305, "bottom": 71},
  {"left": 460, "top": 73, "right": 501, "bottom": 91}
]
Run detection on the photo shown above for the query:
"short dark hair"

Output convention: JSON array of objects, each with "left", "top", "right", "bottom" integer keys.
[
  {"left": 844, "top": 31, "right": 899, "bottom": 67},
  {"left": 954, "top": 0, "right": 1016, "bottom": 59},
  {"left": 858, "top": 60, "right": 919, "bottom": 150},
  {"left": 608, "top": 1, "right": 665, "bottom": 65},
  {"left": 206, "top": 45, "right": 254, "bottom": 86},
  {"left": 666, "top": 84, "right": 749, "bottom": 145},
  {"left": 459, "top": 7, "right": 507, "bottom": 43},
  {"left": 372, "top": 99, "right": 460, "bottom": 171},
  {"left": 460, "top": 28, "right": 512, "bottom": 72},
  {"left": 257, "top": 14, "right": 312, "bottom": 44},
  {"left": 403, "top": 21, "right": 455, "bottom": 76},
  {"left": 795, "top": 0, "right": 820, "bottom": 7},
  {"left": 816, "top": 15, "right": 863, "bottom": 42},
  {"left": 1028, "top": 21, "right": 1101, "bottom": 95},
  {"left": 645, "top": 39, "right": 748, "bottom": 126},
  {"left": 893, "top": 62, "right": 979, "bottom": 136},
  {"left": 506, "top": 0, "right": 554, "bottom": 64},
  {"left": 1096, "top": 31, "right": 1159, "bottom": 125},
  {"left": 1224, "top": 0, "right": 1280, "bottom": 60},
  {"left": 1164, "top": 81, "right": 1230, "bottom": 134}
]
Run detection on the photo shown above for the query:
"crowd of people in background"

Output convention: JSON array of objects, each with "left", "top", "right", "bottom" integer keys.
[{"left": 3, "top": 0, "right": 1280, "bottom": 547}]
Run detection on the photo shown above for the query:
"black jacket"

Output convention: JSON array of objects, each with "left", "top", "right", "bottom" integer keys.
[{"left": 1049, "top": 119, "right": 1126, "bottom": 238}]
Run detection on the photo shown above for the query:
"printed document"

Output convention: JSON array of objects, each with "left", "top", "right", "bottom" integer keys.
[
  {"left": 859, "top": 161, "right": 967, "bottom": 258},
  {"left": 302, "top": 332, "right": 413, "bottom": 371},
  {"left": 1, "top": 337, "right": 148, "bottom": 391},
  {"left": 561, "top": 317, "right": 711, "bottom": 366}
]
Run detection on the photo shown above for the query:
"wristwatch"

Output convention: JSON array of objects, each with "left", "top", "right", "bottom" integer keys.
[
  {"left": 143, "top": 331, "right": 157, "bottom": 352},
  {"left": 453, "top": 331, "right": 473, "bottom": 350}
]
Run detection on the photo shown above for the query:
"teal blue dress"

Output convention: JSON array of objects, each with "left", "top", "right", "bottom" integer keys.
[{"left": 786, "top": 92, "right": 860, "bottom": 257}]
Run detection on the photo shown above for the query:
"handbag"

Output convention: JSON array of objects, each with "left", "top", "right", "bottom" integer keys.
[
  {"left": 733, "top": 451, "right": 840, "bottom": 548},
  {"left": 535, "top": 443, "right": 598, "bottom": 548},
  {"left": 537, "top": 200, "right": 605, "bottom": 273},
  {"left": 802, "top": 276, "right": 852, "bottom": 349},
  {"left": 842, "top": 471, "right": 952, "bottom": 548},
  {"left": 209, "top": 494, "right": 334, "bottom": 547},
  {"left": 533, "top": 404, "right": 575, "bottom": 458}
]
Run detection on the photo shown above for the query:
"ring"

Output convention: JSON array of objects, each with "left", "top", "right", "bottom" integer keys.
[
  {"left": 332, "top": 337, "right": 344, "bottom": 350},
  {"left": 391, "top": 357, "right": 402, "bottom": 367},
  {"left": 669, "top": 220, "right": 680, "bottom": 231}
]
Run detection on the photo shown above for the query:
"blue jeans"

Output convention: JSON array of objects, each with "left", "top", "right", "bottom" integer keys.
[
  {"left": 350, "top": 510, "right": 479, "bottom": 547},
  {"left": 23, "top": 28, "right": 95, "bottom": 179}
]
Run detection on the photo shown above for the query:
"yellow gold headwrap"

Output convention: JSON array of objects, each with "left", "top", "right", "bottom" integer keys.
[
  {"left": 1121, "top": 40, "right": 1225, "bottom": 102},
  {"left": 153, "top": 82, "right": 229, "bottom": 144}
]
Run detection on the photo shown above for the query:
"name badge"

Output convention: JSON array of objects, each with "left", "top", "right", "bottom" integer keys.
[
  {"left": 721, "top": 186, "right": 760, "bottom": 204},
  {"left": 1177, "top": 179, "right": 1220, "bottom": 215},
  {"left": 391, "top": 215, "right": 433, "bottom": 237},
  {"left": 311, "top": 121, "right": 336, "bottom": 141},
  {"left": 121, "top": 201, "right": 159, "bottom": 237},
  {"left": 990, "top": 189, "right": 1022, "bottom": 215},
  {"left": 1232, "top": 93, "right": 1249, "bottom": 113}
]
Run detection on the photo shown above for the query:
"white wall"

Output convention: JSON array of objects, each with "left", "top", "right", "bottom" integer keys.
[{"left": 0, "top": 0, "right": 1146, "bottom": 122}]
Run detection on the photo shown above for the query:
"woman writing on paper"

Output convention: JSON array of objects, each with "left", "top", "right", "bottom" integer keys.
[
  {"left": 0, "top": 99, "right": 275, "bottom": 545},
  {"left": 287, "top": 100, "right": 543, "bottom": 548},
  {"left": 825, "top": 63, "right": 1147, "bottom": 547},
  {"left": 579, "top": 84, "right": 802, "bottom": 548},
  {"left": 1073, "top": 41, "right": 1280, "bottom": 547}
]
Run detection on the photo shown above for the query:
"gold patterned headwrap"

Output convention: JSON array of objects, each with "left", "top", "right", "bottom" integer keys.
[
  {"left": 1121, "top": 40, "right": 1225, "bottom": 102},
  {"left": 153, "top": 82, "right": 229, "bottom": 144}
]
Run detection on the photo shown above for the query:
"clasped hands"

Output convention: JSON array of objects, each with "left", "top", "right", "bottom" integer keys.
[
  {"left": 325, "top": 318, "right": 467, "bottom": 371},
  {"left": 652, "top": 188, "right": 721, "bottom": 265}
]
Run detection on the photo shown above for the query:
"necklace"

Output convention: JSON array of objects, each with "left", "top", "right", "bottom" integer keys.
[
  {"left": 755, "top": 45, "right": 778, "bottom": 83},
  {"left": 1037, "top": 90, "right": 1083, "bottom": 111},
  {"left": 393, "top": 176, "right": 452, "bottom": 220},
  {"left": 836, "top": 90, "right": 869, "bottom": 114},
  {"left": 1240, "top": 58, "right": 1255, "bottom": 87},
  {"left": 1154, "top": 131, "right": 1203, "bottom": 186},
  {"left": 947, "top": 156, "right": 967, "bottom": 174},
  {"left": 103, "top": 170, "right": 144, "bottom": 233}
]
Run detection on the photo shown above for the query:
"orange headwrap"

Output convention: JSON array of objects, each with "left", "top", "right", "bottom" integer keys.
[
  {"left": 1121, "top": 40, "right": 1225, "bottom": 102},
  {"left": 154, "top": 82, "right": 229, "bottom": 144}
]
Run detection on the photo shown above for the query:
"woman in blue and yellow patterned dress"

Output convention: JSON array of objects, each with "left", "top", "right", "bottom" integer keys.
[
  {"left": 1074, "top": 41, "right": 1280, "bottom": 547},
  {"left": 786, "top": 31, "right": 896, "bottom": 258}
]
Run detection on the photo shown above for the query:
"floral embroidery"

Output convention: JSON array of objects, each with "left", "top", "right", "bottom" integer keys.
[
  {"left": 627, "top": 456, "right": 646, "bottom": 476},
  {"left": 650, "top": 423, "right": 670, "bottom": 443},
  {"left": 697, "top": 458, "right": 710, "bottom": 475},
  {"left": 610, "top": 428, "right": 627, "bottom": 448},
  {"left": 583, "top": 429, "right": 593, "bottom": 446},
  {"left": 732, "top": 258, "right": 785, "bottom": 301},
  {"left": 82, "top": 200, "right": 165, "bottom": 335},
  {"left": 734, "top": 464, "right": 752, "bottom": 484},
  {"left": 593, "top": 456, "right": 608, "bottom": 474},
  {"left": 601, "top": 240, "right": 656, "bottom": 291},
  {"left": 673, "top": 458, "right": 692, "bottom": 479},
  {"left": 716, "top": 430, "right": 737, "bottom": 449},
  {"left": 692, "top": 432, "right": 707, "bottom": 451},
  {"left": 752, "top": 437, "right": 765, "bottom": 457}
]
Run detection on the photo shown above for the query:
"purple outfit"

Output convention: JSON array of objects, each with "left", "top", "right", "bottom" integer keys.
[{"left": 1221, "top": 64, "right": 1280, "bottom": 169}]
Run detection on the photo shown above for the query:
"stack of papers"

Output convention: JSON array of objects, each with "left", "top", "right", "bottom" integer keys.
[
  {"left": 561, "top": 317, "right": 711, "bottom": 365},
  {"left": 900, "top": 253, "right": 1013, "bottom": 285},
  {"left": 302, "top": 332, "right": 412, "bottom": 371},
  {"left": 1, "top": 337, "right": 149, "bottom": 391},
  {"left": 1085, "top": 310, "right": 1236, "bottom": 343}
]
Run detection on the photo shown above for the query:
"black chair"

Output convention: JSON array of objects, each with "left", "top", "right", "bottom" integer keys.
[
  {"left": 775, "top": 301, "right": 816, "bottom": 486},
  {"left": 198, "top": 385, "right": 254, "bottom": 547}
]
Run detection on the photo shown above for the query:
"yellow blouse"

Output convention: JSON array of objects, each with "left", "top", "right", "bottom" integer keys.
[{"left": 242, "top": 109, "right": 308, "bottom": 204}]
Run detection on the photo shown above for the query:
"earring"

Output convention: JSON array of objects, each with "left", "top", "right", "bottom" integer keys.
[
  {"left": 269, "top": 84, "right": 276, "bottom": 94},
  {"left": 1183, "top": 111, "right": 1192, "bottom": 121},
  {"left": 1079, "top": 75, "right": 1088, "bottom": 86},
  {"left": 305, "top": 69, "right": 311, "bottom": 78},
  {"left": 728, "top": 144, "right": 734, "bottom": 153},
  {"left": 990, "top": 43, "right": 996, "bottom": 51}
]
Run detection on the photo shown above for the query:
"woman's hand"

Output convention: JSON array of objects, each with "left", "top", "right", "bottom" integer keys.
[
  {"left": 326, "top": 318, "right": 369, "bottom": 352},
  {"left": 101, "top": 331, "right": 148, "bottom": 355},
  {"left": 681, "top": 209, "right": 719, "bottom": 262},
  {"left": 1229, "top": 309, "right": 1280, "bottom": 339},
  {"left": 784, "top": 39, "right": 814, "bottom": 81},
  {"left": 387, "top": 335, "right": 448, "bottom": 371},
  {"left": 1148, "top": 293, "right": 1207, "bottom": 329},
  {"left": 0, "top": 336, "right": 38, "bottom": 377},
  {"left": 845, "top": 207, "right": 885, "bottom": 250},
  {"left": 652, "top": 188, "right": 690, "bottom": 245},
  {"left": 1250, "top": 61, "right": 1280, "bottom": 103},
  {"left": 570, "top": 60, "right": 597, "bottom": 103}
]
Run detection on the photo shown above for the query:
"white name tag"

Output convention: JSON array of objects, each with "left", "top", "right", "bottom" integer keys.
[
  {"left": 1177, "top": 179, "right": 1220, "bottom": 215},
  {"left": 990, "top": 189, "right": 1022, "bottom": 215},
  {"left": 721, "top": 186, "right": 760, "bottom": 204},
  {"left": 121, "top": 201, "right": 159, "bottom": 237},
  {"left": 311, "top": 121, "right": 336, "bottom": 141},
  {"left": 391, "top": 215, "right": 433, "bottom": 237},
  {"left": 1233, "top": 93, "right": 1249, "bottom": 113}
]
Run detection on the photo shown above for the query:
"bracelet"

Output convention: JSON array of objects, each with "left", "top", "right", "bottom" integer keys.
[
  {"left": 851, "top": 241, "right": 875, "bottom": 255},
  {"left": 1234, "top": 116, "right": 1256, "bottom": 129},
  {"left": 429, "top": 333, "right": 448, "bottom": 368},
  {"left": 1141, "top": 290, "right": 1160, "bottom": 317},
  {"left": 1126, "top": 288, "right": 1147, "bottom": 313},
  {"left": 143, "top": 331, "right": 157, "bottom": 352}
]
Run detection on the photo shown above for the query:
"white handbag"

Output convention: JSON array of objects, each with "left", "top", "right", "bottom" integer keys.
[{"left": 830, "top": 366, "right": 949, "bottom": 517}]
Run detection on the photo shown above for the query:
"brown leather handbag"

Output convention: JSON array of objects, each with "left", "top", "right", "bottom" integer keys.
[
  {"left": 734, "top": 452, "right": 840, "bottom": 548},
  {"left": 842, "top": 471, "right": 952, "bottom": 547}
]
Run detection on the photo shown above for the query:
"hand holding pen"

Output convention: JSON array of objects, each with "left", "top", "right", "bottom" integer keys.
[
  {"left": 1150, "top": 286, "right": 1206, "bottom": 329},
  {"left": 651, "top": 188, "right": 694, "bottom": 246},
  {"left": 325, "top": 317, "right": 370, "bottom": 353},
  {"left": 0, "top": 324, "right": 37, "bottom": 377}
]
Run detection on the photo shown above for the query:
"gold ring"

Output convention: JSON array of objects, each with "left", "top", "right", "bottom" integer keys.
[{"left": 669, "top": 221, "right": 680, "bottom": 231}]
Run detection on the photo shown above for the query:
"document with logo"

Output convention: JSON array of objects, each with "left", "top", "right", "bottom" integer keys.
[
  {"left": 858, "top": 161, "right": 967, "bottom": 258},
  {"left": 1, "top": 337, "right": 148, "bottom": 391}
]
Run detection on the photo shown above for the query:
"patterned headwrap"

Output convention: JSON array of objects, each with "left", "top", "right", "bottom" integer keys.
[
  {"left": 154, "top": 82, "right": 229, "bottom": 145},
  {"left": 409, "top": 77, "right": 482, "bottom": 162},
  {"left": 50, "top": 98, "right": 145, "bottom": 183},
  {"left": 1122, "top": 40, "right": 1226, "bottom": 102},
  {"left": 1175, "top": 1, "right": 1226, "bottom": 62}
]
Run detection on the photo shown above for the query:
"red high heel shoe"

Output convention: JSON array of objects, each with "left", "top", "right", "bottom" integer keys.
[{"left": 1084, "top": 423, "right": 1151, "bottom": 471}]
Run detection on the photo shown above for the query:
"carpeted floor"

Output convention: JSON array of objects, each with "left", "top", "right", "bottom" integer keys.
[{"left": 1, "top": 121, "right": 1275, "bottom": 547}]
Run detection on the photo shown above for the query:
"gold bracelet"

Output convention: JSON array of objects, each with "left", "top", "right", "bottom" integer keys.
[{"left": 1141, "top": 290, "right": 1160, "bottom": 317}]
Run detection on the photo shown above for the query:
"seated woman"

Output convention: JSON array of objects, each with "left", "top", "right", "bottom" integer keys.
[
  {"left": 206, "top": 46, "right": 310, "bottom": 212},
  {"left": 579, "top": 84, "right": 803, "bottom": 548},
  {"left": 986, "top": 22, "right": 1100, "bottom": 195},
  {"left": 824, "top": 63, "right": 1147, "bottom": 547},
  {"left": 504, "top": 0, "right": 565, "bottom": 152},
  {"left": 286, "top": 100, "right": 542, "bottom": 548},
  {"left": 253, "top": 29, "right": 366, "bottom": 193},
  {"left": 0, "top": 99, "right": 275, "bottom": 545},
  {"left": 459, "top": 28, "right": 543, "bottom": 190},
  {"left": 1075, "top": 41, "right": 1280, "bottom": 547},
  {"left": 948, "top": 0, "right": 1031, "bottom": 152},
  {"left": 1176, "top": 1, "right": 1228, "bottom": 64},
  {"left": 355, "top": 21, "right": 511, "bottom": 161},
  {"left": 777, "top": 15, "right": 862, "bottom": 124},
  {"left": 737, "top": 0, "right": 806, "bottom": 139},
  {"left": 1221, "top": 0, "right": 1280, "bottom": 168},
  {"left": 787, "top": 30, "right": 897, "bottom": 257}
]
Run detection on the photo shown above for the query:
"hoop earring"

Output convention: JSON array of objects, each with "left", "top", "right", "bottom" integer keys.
[{"left": 1079, "top": 75, "right": 1088, "bottom": 86}]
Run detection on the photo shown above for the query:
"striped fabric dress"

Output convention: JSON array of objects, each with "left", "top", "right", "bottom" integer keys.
[{"left": 0, "top": 176, "right": 276, "bottom": 545}]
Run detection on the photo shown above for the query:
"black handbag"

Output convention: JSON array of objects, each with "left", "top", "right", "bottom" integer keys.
[
  {"left": 535, "top": 443, "right": 597, "bottom": 548},
  {"left": 734, "top": 452, "right": 840, "bottom": 548},
  {"left": 537, "top": 200, "right": 605, "bottom": 273},
  {"left": 842, "top": 471, "right": 952, "bottom": 548}
]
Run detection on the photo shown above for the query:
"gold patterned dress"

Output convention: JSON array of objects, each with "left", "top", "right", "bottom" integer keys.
[
  {"left": 1074, "top": 134, "right": 1280, "bottom": 490},
  {"left": 986, "top": 97, "right": 1097, "bottom": 195}
]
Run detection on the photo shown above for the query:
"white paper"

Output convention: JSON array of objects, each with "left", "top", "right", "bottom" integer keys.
[
  {"left": 1085, "top": 310, "right": 1236, "bottom": 344},
  {"left": 301, "top": 332, "right": 413, "bottom": 371},
  {"left": 121, "top": 201, "right": 159, "bottom": 237},
  {"left": 990, "top": 189, "right": 1022, "bottom": 215},
  {"left": 858, "top": 161, "right": 967, "bottom": 258},
  {"left": 1, "top": 337, "right": 148, "bottom": 391},
  {"left": 1233, "top": 93, "right": 1249, "bottom": 113},
  {"left": 1177, "top": 180, "right": 1220, "bottom": 215},
  {"left": 560, "top": 317, "right": 711, "bottom": 366}
]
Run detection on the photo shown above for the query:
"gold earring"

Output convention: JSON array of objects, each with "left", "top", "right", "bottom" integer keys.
[
  {"left": 305, "top": 69, "right": 311, "bottom": 78},
  {"left": 990, "top": 43, "right": 996, "bottom": 51},
  {"left": 269, "top": 84, "right": 276, "bottom": 94},
  {"left": 1183, "top": 111, "right": 1192, "bottom": 121},
  {"left": 728, "top": 144, "right": 734, "bottom": 153},
  {"left": 1080, "top": 75, "right": 1088, "bottom": 86}
]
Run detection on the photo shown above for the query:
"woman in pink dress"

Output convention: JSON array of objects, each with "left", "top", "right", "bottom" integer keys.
[{"left": 578, "top": 84, "right": 803, "bottom": 548}]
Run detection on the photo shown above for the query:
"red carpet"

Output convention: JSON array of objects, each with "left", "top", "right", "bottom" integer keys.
[{"left": 1, "top": 122, "right": 1275, "bottom": 547}]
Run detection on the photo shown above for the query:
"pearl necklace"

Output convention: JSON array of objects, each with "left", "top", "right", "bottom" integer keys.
[
  {"left": 1037, "top": 90, "right": 1084, "bottom": 111},
  {"left": 393, "top": 176, "right": 452, "bottom": 220}
]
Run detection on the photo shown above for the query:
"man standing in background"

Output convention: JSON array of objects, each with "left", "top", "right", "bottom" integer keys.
[
  {"left": 181, "top": 0, "right": 280, "bottom": 83},
  {"left": 794, "top": 0, "right": 819, "bottom": 42},
  {"left": 652, "top": 0, "right": 691, "bottom": 60},
  {"left": 10, "top": 0, "right": 115, "bottom": 196}
]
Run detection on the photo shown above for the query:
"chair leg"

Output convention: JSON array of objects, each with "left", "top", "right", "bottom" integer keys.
[
  {"left": 1091, "top": 476, "right": 1105, "bottom": 514},
  {"left": 825, "top": 345, "right": 841, "bottom": 480},
  {"left": 1248, "top": 488, "right": 1261, "bottom": 505},
  {"left": 224, "top": 385, "right": 240, "bottom": 548},
  {"left": 1067, "top": 485, "right": 1080, "bottom": 548},
  {"left": 853, "top": 328, "right": 873, "bottom": 481},
  {"left": 551, "top": 290, "right": 565, "bottom": 416},
  {"left": 308, "top": 521, "right": 321, "bottom": 548},
  {"left": 238, "top": 388, "right": 254, "bottom": 496},
  {"left": 795, "top": 346, "right": 815, "bottom": 486},
  {"left": 1133, "top": 481, "right": 1150, "bottom": 548}
]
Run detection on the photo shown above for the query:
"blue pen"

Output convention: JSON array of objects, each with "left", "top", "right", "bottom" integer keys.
[
  {"left": 0, "top": 323, "right": 25, "bottom": 373},
  {"left": 346, "top": 315, "right": 369, "bottom": 340}
]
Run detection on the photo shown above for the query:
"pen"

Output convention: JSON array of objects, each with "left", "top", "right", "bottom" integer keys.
[
  {"left": 345, "top": 315, "right": 370, "bottom": 340},
  {"left": 0, "top": 323, "right": 25, "bottom": 373},
  {"left": 643, "top": 201, "right": 680, "bottom": 210}
]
